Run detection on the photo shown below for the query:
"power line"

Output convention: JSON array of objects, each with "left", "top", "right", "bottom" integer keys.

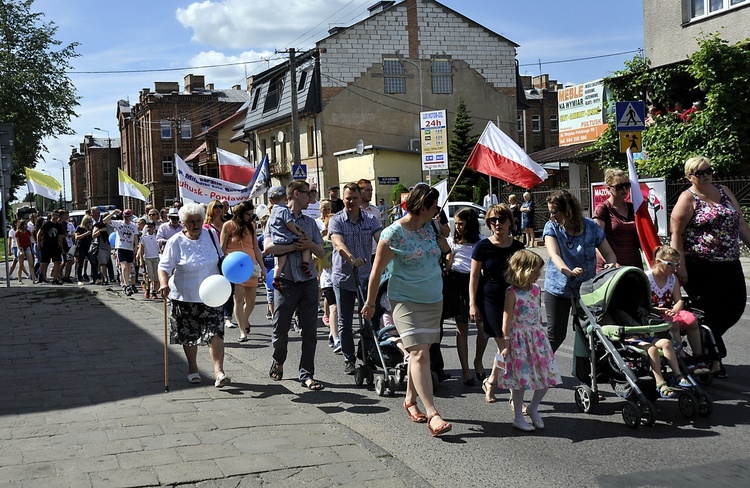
[
  {"left": 519, "top": 49, "right": 640, "bottom": 68},
  {"left": 70, "top": 57, "right": 283, "bottom": 75}
]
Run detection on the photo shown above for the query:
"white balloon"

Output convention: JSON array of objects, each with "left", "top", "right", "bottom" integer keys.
[
  {"left": 198, "top": 274, "right": 232, "bottom": 307},
  {"left": 256, "top": 203, "right": 268, "bottom": 218}
]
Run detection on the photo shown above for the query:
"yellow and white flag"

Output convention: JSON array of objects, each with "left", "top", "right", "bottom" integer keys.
[
  {"left": 25, "top": 167, "right": 61, "bottom": 201},
  {"left": 118, "top": 168, "right": 150, "bottom": 202}
]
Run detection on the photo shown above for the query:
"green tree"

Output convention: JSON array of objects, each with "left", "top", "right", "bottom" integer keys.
[
  {"left": 593, "top": 35, "right": 750, "bottom": 177},
  {"left": 0, "top": 0, "right": 80, "bottom": 200},
  {"left": 448, "top": 98, "right": 479, "bottom": 201}
]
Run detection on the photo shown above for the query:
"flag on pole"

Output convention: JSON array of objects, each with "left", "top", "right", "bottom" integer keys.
[
  {"left": 118, "top": 168, "right": 151, "bottom": 202},
  {"left": 217, "top": 148, "right": 255, "bottom": 185},
  {"left": 466, "top": 121, "right": 548, "bottom": 188},
  {"left": 24, "top": 167, "right": 61, "bottom": 201},
  {"left": 627, "top": 148, "right": 661, "bottom": 268},
  {"left": 247, "top": 154, "right": 270, "bottom": 199},
  {"left": 433, "top": 179, "right": 448, "bottom": 209}
]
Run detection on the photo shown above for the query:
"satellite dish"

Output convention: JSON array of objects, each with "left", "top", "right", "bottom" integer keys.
[
  {"left": 243, "top": 148, "right": 249, "bottom": 157},
  {"left": 355, "top": 139, "right": 364, "bottom": 155},
  {"left": 277, "top": 131, "right": 285, "bottom": 143}
]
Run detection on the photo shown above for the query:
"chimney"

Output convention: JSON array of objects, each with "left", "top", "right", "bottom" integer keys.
[
  {"left": 232, "top": 84, "right": 241, "bottom": 90},
  {"left": 206, "top": 83, "right": 214, "bottom": 90},
  {"left": 368, "top": 1, "right": 395, "bottom": 16},
  {"left": 184, "top": 74, "right": 205, "bottom": 93},
  {"left": 246, "top": 76, "right": 254, "bottom": 93},
  {"left": 154, "top": 82, "right": 179, "bottom": 94}
]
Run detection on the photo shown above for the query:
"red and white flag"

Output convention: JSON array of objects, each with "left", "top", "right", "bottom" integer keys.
[
  {"left": 466, "top": 121, "right": 548, "bottom": 189},
  {"left": 627, "top": 148, "right": 661, "bottom": 268},
  {"left": 217, "top": 148, "right": 255, "bottom": 185}
]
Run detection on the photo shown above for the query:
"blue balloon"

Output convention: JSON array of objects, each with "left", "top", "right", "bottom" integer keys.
[
  {"left": 108, "top": 233, "right": 116, "bottom": 247},
  {"left": 265, "top": 269, "right": 275, "bottom": 290},
  {"left": 221, "top": 251, "right": 254, "bottom": 284}
]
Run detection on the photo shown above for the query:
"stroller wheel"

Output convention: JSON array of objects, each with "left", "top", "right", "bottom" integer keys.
[
  {"left": 639, "top": 399, "right": 657, "bottom": 426},
  {"left": 698, "top": 392, "right": 713, "bottom": 417},
  {"left": 354, "top": 367, "right": 365, "bottom": 386},
  {"left": 387, "top": 377, "right": 397, "bottom": 396},
  {"left": 677, "top": 391, "right": 698, "bottom": 420},
  {"left": 697, "top": 372, "right": 713, "bottom": 386},
  {"left": 374, "top": 376, "right": 386, "bottom": 397},
  {"left": 621, "top": 402, "right": 641, "bottom": 429},
  {"left": 365, "top": 367, "right": 375, "bottom": 386},
  {"left": 574, "top": 385, "right": 598, "bottom": 414}
]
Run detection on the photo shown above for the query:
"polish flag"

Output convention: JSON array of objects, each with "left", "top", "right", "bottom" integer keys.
[
  {"left": 217, "top": 148, "right": 255, "bottom": 185},
  {"left": 627, "top": 148, "right": 661, "bottom": 268},
  {"left": 466, "top": 121, "right": 548, "bottom": 188}
]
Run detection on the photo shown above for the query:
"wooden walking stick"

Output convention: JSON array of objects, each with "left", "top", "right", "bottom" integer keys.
[{"left": 163, "top": 295, "right": 169, "bottom": 392}]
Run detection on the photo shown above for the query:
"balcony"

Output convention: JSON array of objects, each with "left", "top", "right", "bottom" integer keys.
[{"left": 269, "top": 159, "right": 291, "bottom": 176}]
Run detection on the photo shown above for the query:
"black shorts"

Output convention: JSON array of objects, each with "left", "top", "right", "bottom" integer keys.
[
  {"left": 40, "top": 246, "right": 62, "bottom": 263},
  {"left": 117, "top": 249, "right": 135, "bottom": 263},
  {"left": 321, "top": 286, "right": 336, "bottom": 305}
]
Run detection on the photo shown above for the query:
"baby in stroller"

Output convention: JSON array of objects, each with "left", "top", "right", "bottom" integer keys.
[{"left": 623, "top": 331, "right": 692, "bottom": 399}]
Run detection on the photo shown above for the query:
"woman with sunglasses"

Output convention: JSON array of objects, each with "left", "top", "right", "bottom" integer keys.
[
  {"left": 544, "top": 190, "right": 617, "bottom": 353},
  {"left": 670, "top": 156, "right": 750, "bottom": 378},
  {"left": 362, "top": 184, "right": 453, "bottom": 437},
  {"left": 469, "top": 204, "right": 525, "bottom": 402},
  {"left": 593, "top": 169, "right": 643, "bottom": 272}
]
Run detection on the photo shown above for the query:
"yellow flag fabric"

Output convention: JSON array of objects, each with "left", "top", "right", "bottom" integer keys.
[
  {"left": 24, "top": 167, "right": 61, "bottom": 201},
  {"left": 117, "top": 168, "right": 150, "bottom": 202}
]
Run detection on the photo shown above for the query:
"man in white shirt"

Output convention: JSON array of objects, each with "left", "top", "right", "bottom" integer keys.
[
  {"left": 357, "top": 179, "right": 381, "bottom": 222},
  {"left": 302, "top": 186, "right": 321, "bottom": 219},
  {"left": 482, "top": 188, "right": 498, "bottom": 208},
  {"left": 105, "top": 209, "right": 139, "bottom": 296},
  {"left": 157, "top": 207, "right": 183, "bottom": 250}
]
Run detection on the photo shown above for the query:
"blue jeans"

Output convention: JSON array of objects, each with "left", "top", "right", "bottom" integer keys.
[
  {"left": 333, "top": 285, "right": 363, "bottom": 365},
  {"left": 271, "top": 278, "right": 319, "bottom": 381}
]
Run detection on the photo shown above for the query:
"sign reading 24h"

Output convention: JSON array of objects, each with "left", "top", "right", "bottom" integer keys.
[{"left": 420, "top": 110, "right": 448, "bottom": 171}]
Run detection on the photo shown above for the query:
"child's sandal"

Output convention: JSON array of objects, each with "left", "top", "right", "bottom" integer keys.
[
  {"left": 301, "top": 261, "right": 312, "bottom": 277},
  {"left": 657, "top": 382, "right": 677, "bottom": 398},
  {"left": 272, "top": 276, "right": 283, "bottom": 290}
]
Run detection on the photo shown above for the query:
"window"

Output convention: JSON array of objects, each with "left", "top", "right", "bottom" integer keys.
[
  {"left": 251, "top": 88, "right": 261, "bottom": 111},
  {"left": 298, "top": 70, "right": 308, "bottom": 91},
  {"left": 431, "top": 59, "right": 452, "bottom": 94},
  {"left": 532, "top": 115, "right": 541, "bottom": 132},
  {"left": 517, "top": 115, "right": 523, "bottom": 132},
  {"left": 164, "top": 197, "right": 175, "bottom": 207},
  {"left": 200, "top": 118, "right": 211, "bottom": 133},
  {"left": 550, "top": 115, "right": 558, "bottom": 132},
  {"left": 181, "top": 120, "right": 191, "bottom": 139},
  {"left": 160, "top": 120, "right": 171, "bottom": 139},
  {"left": 162, "top": 156, "right": 173, "bottom": 175},
  {"left": 263, "top": 75, "right": 285, "bottom": 113},
  {"left": 689, "top": 0, "right": 747, "bottom": 19},
  {"left": 383, "top": 59, "right": 405, "bottom": 94}
]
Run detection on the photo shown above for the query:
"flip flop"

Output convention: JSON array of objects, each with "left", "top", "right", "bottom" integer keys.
[
  {"left": 304, "top": 378, "right": 324, "bottom": 390},
  {"left": 187, "top": 373, "right": 201, "bottom": 384},
  {"left": 238, "top": 336, "right": 249, "bottom": 343},
  {"left": 269, "top": 362, "right": 283, "bottom": 381}
]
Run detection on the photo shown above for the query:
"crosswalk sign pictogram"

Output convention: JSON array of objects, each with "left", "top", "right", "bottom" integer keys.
[
  {"left": 292, "top": 164, "right": 307, "bottom": 180},
  {"left": 616, "top": 101, "right": 646, "bottom": 131}
]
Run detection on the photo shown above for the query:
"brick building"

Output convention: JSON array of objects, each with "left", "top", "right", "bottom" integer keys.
[
  {"left": 234, "top": 0, "right": 520, "bottom": 198},
  {"left": 517, "top": 74, "right": 561, "bottom": 154},
  {"left": 117, "top": 75, "right": 250, "bottom": 213},
  {"left": 68, "top": 135, "right": 122, "bottom": 210}
]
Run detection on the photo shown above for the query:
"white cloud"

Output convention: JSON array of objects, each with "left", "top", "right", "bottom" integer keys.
[
  {"left": 176, "top": 0, "right": 368, "bottom": 50},
  {"left": 186, "top": 50, "right": 283, "bottom": 88}
]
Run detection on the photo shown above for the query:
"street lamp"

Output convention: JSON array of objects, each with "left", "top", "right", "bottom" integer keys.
[
  {"left": 93, "top": 128, "right": 111, "bottom": 205},
  {"left": 52, "top": 157, "right": 66, "bottom": 208}
]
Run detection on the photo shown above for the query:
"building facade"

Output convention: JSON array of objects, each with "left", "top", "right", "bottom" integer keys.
[
  {"left": 69, "top": 136, "right": 122, "bottom": 210},
  {"left": 235, "top": 0, "right": 520, "bottom": 199},
  {"left": 117, "top": 74, "right": 249, "bottom": 212},
  {"left": 644, "top": 0, "right": 750, "bottom": 67},
  {"left": 517, "top": 74, "right": 561, "bottom": 154}
]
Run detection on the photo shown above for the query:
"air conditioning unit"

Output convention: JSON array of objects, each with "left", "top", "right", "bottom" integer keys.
[{"left": 408, "top": 138, "right": 421, "bottom": 152}]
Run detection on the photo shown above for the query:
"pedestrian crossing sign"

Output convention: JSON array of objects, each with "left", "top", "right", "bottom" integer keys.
[
  {"left": 292, "top": 164, "right": 307, "bottom": 180},
  {"left": 619, "top": 131, "right": 642, "bottom": 153},
  {"left": 615, "top": 101, "right": 646, "bottom": 131}
]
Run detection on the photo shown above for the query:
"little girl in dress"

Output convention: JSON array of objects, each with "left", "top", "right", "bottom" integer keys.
[{"left": 500, "top": 250, "right": 561, "bottom": 432}]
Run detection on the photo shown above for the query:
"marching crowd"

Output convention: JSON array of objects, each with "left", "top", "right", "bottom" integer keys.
[{"left": 5, "top": 155, "right": 749, "bottom": 436}]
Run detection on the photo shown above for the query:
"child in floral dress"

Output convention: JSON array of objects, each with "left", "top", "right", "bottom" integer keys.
[{"left": 499, "top": 250, "right": 561, "bottom": 432}]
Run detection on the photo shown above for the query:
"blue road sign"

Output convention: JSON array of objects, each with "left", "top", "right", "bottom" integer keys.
[
  {"left": 292, "top": 164, "right": 307, "bottom": 180},
  {"left": 615, "top": 101, "right": 646, "bottom": 132}
]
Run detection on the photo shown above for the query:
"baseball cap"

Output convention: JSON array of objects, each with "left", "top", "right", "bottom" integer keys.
[
  {"left": 168, "top": 207, "right": 179, "bottom": 218},
  {"left": 268, "top": 186, "right": 286, "bottom": 199},
  {"left": 123, "top": 209, "right": 133, "bottom": 217}
]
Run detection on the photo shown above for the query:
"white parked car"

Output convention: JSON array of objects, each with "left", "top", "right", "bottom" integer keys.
[{"left": 442, "top": 201, "right": 492, "bottom": 237}]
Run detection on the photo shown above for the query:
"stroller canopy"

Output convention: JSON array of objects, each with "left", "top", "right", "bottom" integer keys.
[{"left": 579, "top": 266, "right": 652, "bottom": 320}]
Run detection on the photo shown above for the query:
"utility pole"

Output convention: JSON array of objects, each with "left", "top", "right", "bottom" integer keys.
[{"left": 277, "top": 48, "right": 302, "bottom": 167}]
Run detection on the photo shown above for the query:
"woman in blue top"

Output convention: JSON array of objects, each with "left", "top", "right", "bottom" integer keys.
[
  {"left": 362, "top": 184, "right": 453, "bottom": 437},
  {"left": 520, "top": 191, "right": 536, "bottom": 247},
  {"left": 544, "top": 190, "right": 618, "bottom": 352}
]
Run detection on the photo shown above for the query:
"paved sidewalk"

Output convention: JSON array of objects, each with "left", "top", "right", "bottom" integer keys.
[{"left": 0, "top": 284, "right": 426, "bottom": 487}]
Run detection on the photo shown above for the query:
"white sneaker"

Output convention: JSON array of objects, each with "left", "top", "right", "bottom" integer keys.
[
  {"left": 225, "top": 319, "right": 237, "bottom": 328},
  {"left": 215, "top": 373, "right": 231, "bottom": 388}
]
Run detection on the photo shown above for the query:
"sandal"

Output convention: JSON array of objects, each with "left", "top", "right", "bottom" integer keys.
[
  {"left": 482, "top": 378, "right": 497, "bottom": 403},
  {"left": 403, "top": 401, "right": 427, "bottom": 423},
  {"left": 678, "top": 377, "right": 693, "bottom": 388},
  {"left": 269, "top": 362, "right": 283, "bottom": 381},
  {"left": 427, "top": 412, "right": 452, "bottom": 437},
  {"left": 657, "top": 382, "right": 677, "bottom": 398},
  {"left": 187, "top": 373, "right": 201, "bottom": 384},
  {"left": 303, "top": 378, "right": 324, "bottom": 390},
  {"left": 272, "top": 276, "right": 283, "bottom": 290}
]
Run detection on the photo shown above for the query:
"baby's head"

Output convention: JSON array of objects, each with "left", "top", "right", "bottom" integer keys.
[{"left": 653, "top": 245, "right": 681, "bottom": 275}]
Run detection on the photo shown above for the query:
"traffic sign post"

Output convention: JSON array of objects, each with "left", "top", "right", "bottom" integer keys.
[
  {"left": 292, "top": 163, "right": 307, "bottom": 180},
  {"left": 615, "top": 101, "right": 646, "bottom": 132},
  {"left": 619, "top": 131, "right": 643, "bottom": 153}
]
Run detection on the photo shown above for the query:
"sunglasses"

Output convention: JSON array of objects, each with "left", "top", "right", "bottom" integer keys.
[
  {"left": 169, "top": 216, "right": 180, "bottom": 220},
  {"left": 657, "top": 258, "right": 680, "bottom": 268},
  {"left": 214, "top": 204, "right": 224, "bottom": 209},
  {"left": 690, "top": 167, "right": 713, "bottom": 177},
  {"left": 487, "top": 215, "right": 509, "bottom": 225},
  {"left": 611, "top": 182, "right": 631, "bottom": 191},
  {"left": 149, "top": 213, "right": 158, "bottom": 216}
]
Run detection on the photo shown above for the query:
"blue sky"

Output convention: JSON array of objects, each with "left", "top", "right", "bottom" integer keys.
[{"left": 27, "top": 0, "right": 643, "bottom": 201}]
